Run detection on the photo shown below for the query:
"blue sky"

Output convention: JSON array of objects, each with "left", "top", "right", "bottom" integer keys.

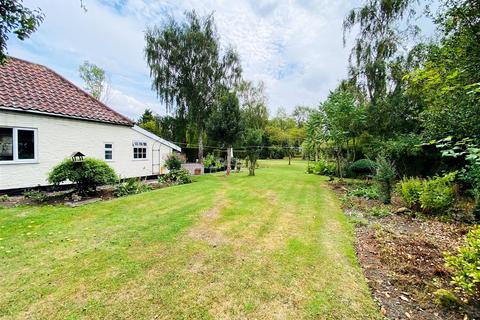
[{"left": 7, "top": 0, "right": 423, "bottom": 121}]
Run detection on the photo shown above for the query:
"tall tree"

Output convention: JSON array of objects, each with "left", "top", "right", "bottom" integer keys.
[
  {"left": 137, "top": 109, "right": 161, "bottom": 136},
  {"left": 304, "top": 109, "right": 327, "bottom": 162},
  {"left": 244, "top": 129, "right": 263, "bottom": 176},
  {"left": 207, "top": 91, "right": 244, "bottom": 175},
  {"left": 343, "top": 0, "right": 425, "bottom": 137},
  {"left": 266, "top": 108, "right": 305, "bottom": 164},
  {"left": 343, "top": 0, "right": 416, "bottom": 104},
  {"left": 0, "top": 0, "right": 44, "bottom": 64},
  {"left": 145, "top": 10, "right": 242, "bottom": 163},
  {"left": 79, "top": 61, "right": 110, "bottom": 102},
  {"left": 236, "top": 80, "right": 269, "bottom": 130},
  {"left": 236, "top": 80, "right": 269, "bottom": 174},
  {"left": 319, "top": 88, "right": 365, "bottom": 176},
  {"left": 137, "top": 108, "right": 188, "bottom": 144},
  {"left": 292, "top": 105, "right": 314, "bottom": 127},
  {"left": 406, "top": 0, "right": 480, "bottom": 140}
]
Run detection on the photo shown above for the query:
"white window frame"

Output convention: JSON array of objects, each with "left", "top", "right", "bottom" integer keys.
[
  {"left": 0, "top": 126, "right": 38, "bottom": 164},
  {"left": 104, "top": 142, "right": 114, "bottom": 161},
  {"left": 132, "top": 141, "right": 148, "bottom": 160}
]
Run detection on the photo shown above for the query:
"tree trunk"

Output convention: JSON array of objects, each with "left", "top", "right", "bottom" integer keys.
[
  {"left": 226, "top": 146, "right": 232, "bottom": 176},
  {"left": 288, "top": 152, "right": 292, "bottom": 165},
  {"left": 352, "top": 137, "right": 356, "bottom": 162},
  {"left": 249, "top": 157, "right": 256, "bottom": 176},
  {"left": 337, "top": 150, "right": 343, "bottom": 178},
  {"left": 315, "top": 145, "right": 319, "bottom": 162},
  {"left": 198, "top": 128, "right": 204, "bottom": 164}
]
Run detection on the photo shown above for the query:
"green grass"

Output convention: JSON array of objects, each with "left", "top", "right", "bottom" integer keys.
[{"left": 0, "top": 160, "right": 380, "bottom": 319}]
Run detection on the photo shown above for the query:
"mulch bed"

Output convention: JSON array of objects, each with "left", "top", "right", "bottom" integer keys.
[
  {"left": 329, "top": 180, "right": 480, "bottom": 320},
  {"left": 0, "top": 179, "right": 167, "bottom": 208}
]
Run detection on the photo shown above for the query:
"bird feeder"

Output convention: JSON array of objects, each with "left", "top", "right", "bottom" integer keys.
[{"left": 71, "top": 151, "right": 85, "bottom": 162}]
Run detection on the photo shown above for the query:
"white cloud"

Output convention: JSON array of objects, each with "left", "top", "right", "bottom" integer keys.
[
  {"left": 106, "top": 88, "right": 159, "bottom": 120},
  {"left": 8, "top": 0, "right": 361, "bottom": 118}
]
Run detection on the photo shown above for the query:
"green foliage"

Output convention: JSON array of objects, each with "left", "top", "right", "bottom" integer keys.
[
  {"left": 0, "top": 194, "right": 10, "bottom": 202},
  {"left": 113, "top": 179, "right": 153, "bottom": 197},
  {"left": 348, "top": 185, "right": 380, "bottom": 200},
  {"left": 48, "top": 158, "right": 117, "bottom": 194},
  {"left": 79, "top": 61, "right": 106, "bottom": 100},
  {"left": 465, "top": 164, "right": 480, "bottom": 218},
  {"left": 308, "top": 159, "right": 336, "bottom": 176},
  {"left": 164, "top": 153, "right": 183, "bottom": 170},
  {"left": 433, "top": 289, "right": 460, "bottom": 309},
  {"left": 145, "top": 10, "right": 242, "bottom": 161},
  {"left": 375, "top": 155, "right": 397, "bottom": 204},
  {"left": 292, "top": 105, "right": 314, "bottom": 127},
  {"left": 1, "top": 1, "right": 44, "bottom": 64},
  {"left": 406, "top": 0, "right": 480, "bottom": 140},
  {"left": 137, "top": 109, "right": 188, "bottom": 144},
  {"left": 348, "top": 159, "right": 377, "bottom": 176},
  {"left": 207, "top": 90, "right": 244, "bottom": 173},
  {"left": 398, "top": 177, "right": 423, "bottom": 209},
  {"left": 303, "top": 88, "right": 366, "bottom": 176},
  {"left": 237, "top": 80, "right": 269, "bottom": 130},
  {"left": 398, "top": 173, "right": 457, "bottom": 213},
  {"left": 367, "top": 206, "right": 390, "bottom": 218},
  {"left": 203, "top": 154, "right": 217, "bottom": 168},
  {"left": 419, "top": 172, "right": 456, "bottom": 212},
  {"left": 445, "top": 226, "right": 480, "bottom": 299},
  {"left": 432, "top": 137, "right": 480, "bottom": 218},
  {"left": 23, "top": 190, "right": 48, "bottom": 203},
  {"left": 207, "top": 91, "right": 243, "bottom": 146},
  {"left": 265, "top": 108, "right": 305, "bottom": 164},
  {"left": 159, "top": 168, "right": 192, "bottom": 185},
  {"left": 244, "top": 129, "right": 263, "bottom": 176}
]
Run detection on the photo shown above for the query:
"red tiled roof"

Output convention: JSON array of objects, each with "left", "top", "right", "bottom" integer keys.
[{"left": 0, "top": 57, "right": 133, "bottom": 126}]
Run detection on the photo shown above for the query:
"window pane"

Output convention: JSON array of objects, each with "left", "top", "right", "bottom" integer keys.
[
  {"left": 105, "top": 150, "right": 112, "bottom": 160},
  {"left": 105, "top": 143, "right": 112, "bottom": 149},
  {"left": 0, "top": 128, "right": 13, "bottom": 161},
  {"left": 18, "top": 130, "right": 35, "bottom": 160}
]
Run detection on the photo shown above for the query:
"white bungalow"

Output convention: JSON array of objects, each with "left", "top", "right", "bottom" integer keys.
[{"left": 0, "top": 57, "right": 180, "bottom": 191}]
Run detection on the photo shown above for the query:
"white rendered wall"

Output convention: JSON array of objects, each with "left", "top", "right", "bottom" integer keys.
[{"left": 0, "top": 110, "right": 172, "bottom": 190}]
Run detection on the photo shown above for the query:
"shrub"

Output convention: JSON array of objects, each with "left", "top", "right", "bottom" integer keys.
[
  {"left": 113, "top": 178, "right": 152, "bottom": 197},
  {"left": 462, "top": 163, "right": 480, "bottom": 219},
  {"left": 419, "top": 172, "right": 456, "bottom": 212},
  {"left": 204, "top": 154, "right": 217, "bottom": 168},
  {"left": 445, "top": 226, "right": 480, "bottom": 300},
  {"left": 309, "top": 159, "right": 336, "bottom": 176},
  {"left": 398, "top": 177, "right": 423, "bottom": 209},
  {"left": 375, "top": 155, "right": 397, "bottom": 204},
  {"left": 159, "top": 168, "right": 192, "bottom": 185},
  {"left": 368, "top": 206, "right": 391, "bottom": 218},
  {"left": 164, "top": 153, "right": 183, "bottom": 170},
  {"left": 433, "top": 289, "right": 460, "bottom": 309},
  {"left": 48, "top": 158, "right": 117, "bottom": 194},
  {"left": 23, "top": 190, "right": 48, "bottom": 202},
  {"left": 348, "top": 159, "right": 377, "bottom": 177},
  {"left": 348, "top": 185, "right": 380, "bottom": 200}
]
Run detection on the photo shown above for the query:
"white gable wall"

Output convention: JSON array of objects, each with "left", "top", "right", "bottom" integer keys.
[{"left": 0, "top": 110, "right": 173, "bottom": 190}]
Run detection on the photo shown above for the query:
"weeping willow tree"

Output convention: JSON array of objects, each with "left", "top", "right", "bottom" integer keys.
[
  {"left": 145, "top": 10, "right": 242, "bottom": 163},
  {"left": 343, "top": 0, "right": 426, "bottom": 136}
]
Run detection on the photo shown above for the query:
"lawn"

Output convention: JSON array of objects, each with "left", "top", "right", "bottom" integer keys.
[{"left": 0, "top": 160, "right": 380, "bottom": 319}]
